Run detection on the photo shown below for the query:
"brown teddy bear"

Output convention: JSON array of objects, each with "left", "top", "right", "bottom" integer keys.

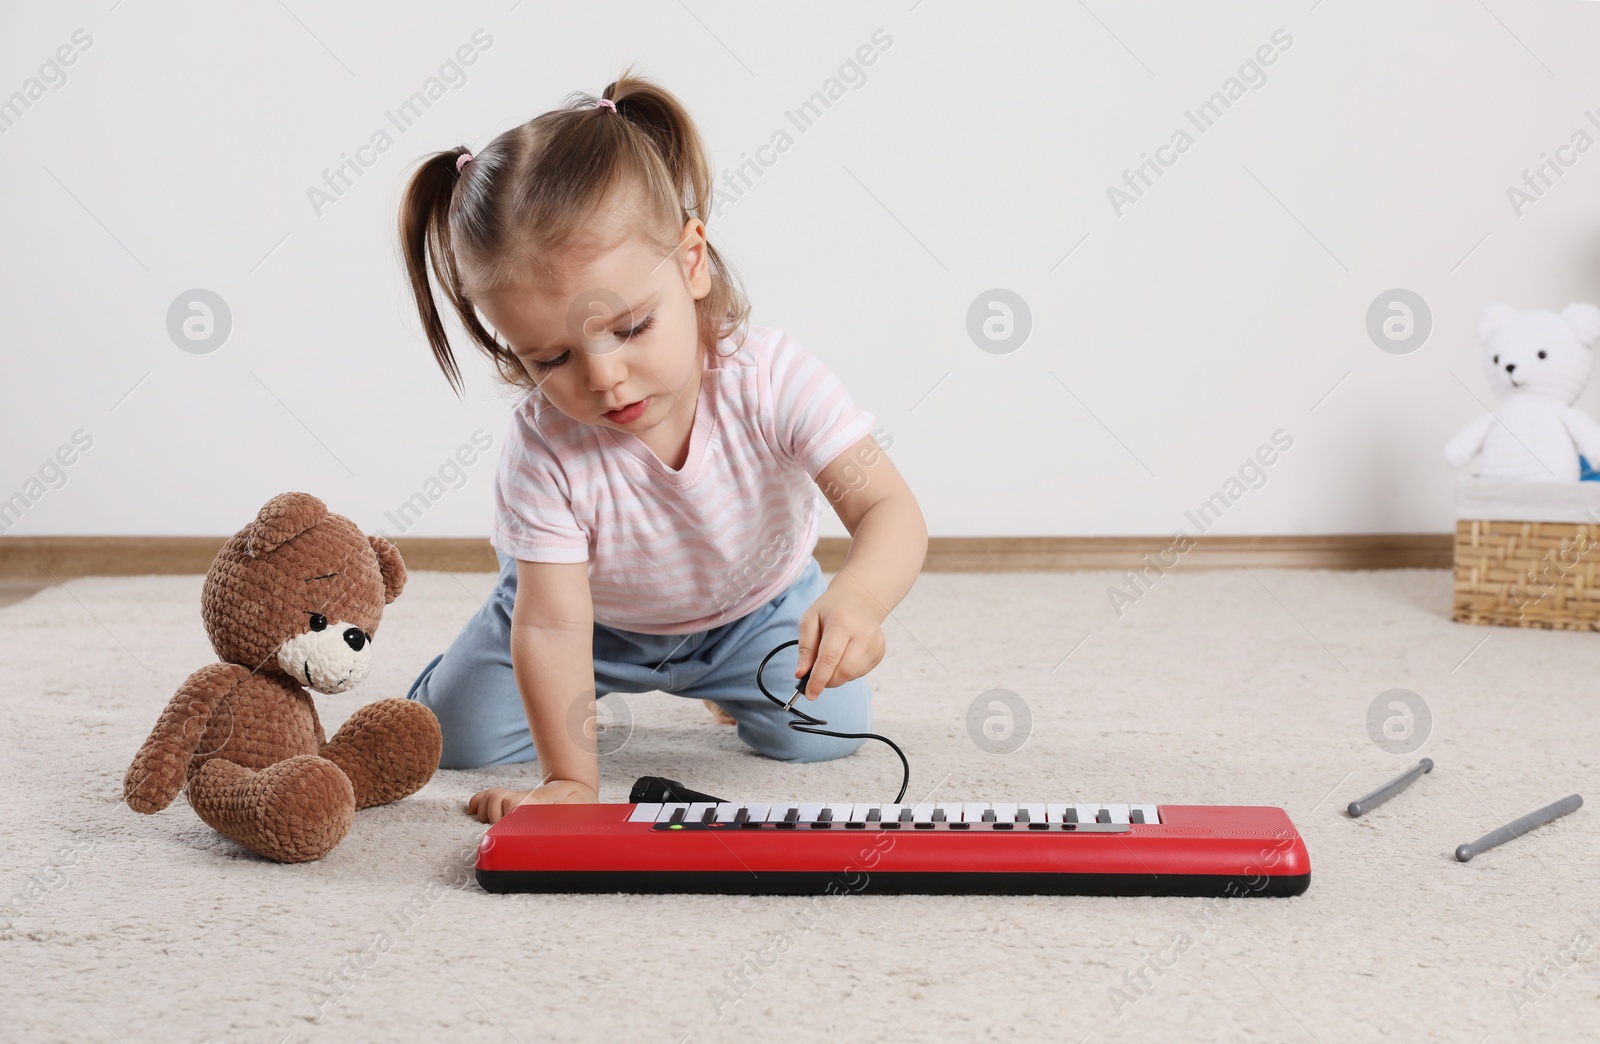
[{"left": 123, "top": 491, "right": 443, "bottom": 863}]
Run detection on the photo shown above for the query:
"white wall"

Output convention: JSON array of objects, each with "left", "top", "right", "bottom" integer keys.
[{"left": 4, "top": 0, "right": 1600, "bottom": 541}]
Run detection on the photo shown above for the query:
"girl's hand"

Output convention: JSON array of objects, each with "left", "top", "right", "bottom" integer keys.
[
  {"left": 794, "top": 586, "right": 885, "bottom": 700},
  {"left": 466, "top": 779, "right": 598, "bottom": 824}
]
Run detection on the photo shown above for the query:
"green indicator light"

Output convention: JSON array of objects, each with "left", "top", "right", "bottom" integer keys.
[{"left": 670, "top": 824, "right": 683, "bottom": 830}]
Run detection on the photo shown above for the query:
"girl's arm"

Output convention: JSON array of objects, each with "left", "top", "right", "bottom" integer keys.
[
  {"left": 796, "top": 435, "right": 929, "bottom": 698},
  {"left": 467, "top": 559, "right": 599, "bottom": 824}
]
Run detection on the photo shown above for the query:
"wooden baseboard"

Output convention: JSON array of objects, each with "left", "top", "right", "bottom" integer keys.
[{"left": 0, "top": 534, "right": 1455, "bottom": 580}]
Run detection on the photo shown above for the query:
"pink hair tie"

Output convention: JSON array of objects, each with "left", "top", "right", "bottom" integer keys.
[
  {"left": 455, "top": 152, "right": 473, "bottom": 173},
  {"left": 596, "top": 98, "right": 616, "bottom": 112}
]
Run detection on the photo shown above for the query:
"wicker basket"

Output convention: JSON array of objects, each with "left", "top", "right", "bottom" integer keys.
[{"left": 1452, "top": 478, "right": 1600, "bottom": 630}]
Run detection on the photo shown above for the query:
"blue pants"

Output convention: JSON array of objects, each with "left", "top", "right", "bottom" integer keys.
[{"left": 406, "top": 550, "right": 872, "bottom": 770}]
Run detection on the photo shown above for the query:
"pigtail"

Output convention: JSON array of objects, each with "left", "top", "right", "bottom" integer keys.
[
  {"left": 398, "top": 146, "right": 505, "bottom": 399},
  {"left": 596, "top": 65, "right": 751, "bottom": 357},
  {"left": 600, "top": 64, "right": 713, "bottom": 222}
]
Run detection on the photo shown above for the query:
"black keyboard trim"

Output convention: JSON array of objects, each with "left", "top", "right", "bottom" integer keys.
[{"left": 478, "top": 868, "right": 1311, "bottom": 898}]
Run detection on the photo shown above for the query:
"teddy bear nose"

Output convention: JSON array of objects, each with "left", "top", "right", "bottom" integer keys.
[
  {"left": 1505, "top": 363, "right": 1517, "bottom": 373},
  {"left": 342, "top": 627, "right": 367, "bottom": 652}
]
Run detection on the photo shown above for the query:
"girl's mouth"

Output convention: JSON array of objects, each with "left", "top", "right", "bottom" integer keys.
[{"left": 605, "top": 398, "right": 649, "bottom": 424}]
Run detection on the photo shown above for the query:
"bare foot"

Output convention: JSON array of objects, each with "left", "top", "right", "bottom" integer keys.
[{"left": 702, "top": 699, "right": 736, "bottom": 725}]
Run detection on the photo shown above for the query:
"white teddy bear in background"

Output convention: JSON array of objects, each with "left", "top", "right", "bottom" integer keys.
[{"left": 1445, "top": 301, "right": 1600, "bottom": 481}]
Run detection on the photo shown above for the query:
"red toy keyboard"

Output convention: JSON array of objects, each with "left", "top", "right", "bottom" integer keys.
[{"left": 476, "top": 800, "right": 1311, "bottom": 896}]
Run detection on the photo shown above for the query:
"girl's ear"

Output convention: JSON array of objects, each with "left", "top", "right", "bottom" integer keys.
[
  {"left": 1560, "top": 302, "right": 1600, "bottom": 348},
  {"left": 682, "top": 218, "right": 712, "bottom": 301},
  {"left": 1478, "top": 303, "right": 1517, "bottom": 345}
]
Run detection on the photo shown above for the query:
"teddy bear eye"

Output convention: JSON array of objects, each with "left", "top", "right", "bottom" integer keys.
[
  {"left": 307, "top": 612, "right": 327, "bottom": 632},
  {"left": 1493, "top": 355, "right": 1499, "bottom": 364},
  {"left": 1538, "top": 350, "right": 1547, "bottom": 359}
]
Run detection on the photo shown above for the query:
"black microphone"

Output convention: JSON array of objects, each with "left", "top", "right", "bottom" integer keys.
[{"left": 628, "top": 775, "right": 726, "bottom": 805}]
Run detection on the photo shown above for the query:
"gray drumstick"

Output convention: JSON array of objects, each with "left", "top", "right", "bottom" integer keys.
[
  {"left": 1347, "top": 758, "right": 1433, "bottom": 817},
  {"left": 1455, "top": 794, "right": 1583, "bottom": 862}
]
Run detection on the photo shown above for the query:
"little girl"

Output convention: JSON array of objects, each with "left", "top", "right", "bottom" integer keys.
[{"left": 396, "top": 68, "right": 928, "bottom": 824}]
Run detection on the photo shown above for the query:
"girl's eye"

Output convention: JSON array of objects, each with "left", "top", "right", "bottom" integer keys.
[
  {"left": 619, "top": 314, "right": 655, "bottom": 340},
  {"left": 529, "top": 316, "right": 652, "bottom": 373}
]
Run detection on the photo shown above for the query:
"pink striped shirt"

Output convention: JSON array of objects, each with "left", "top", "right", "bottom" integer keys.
[{"left": 491, "top": 325, "right": 878, "bottom": 635}]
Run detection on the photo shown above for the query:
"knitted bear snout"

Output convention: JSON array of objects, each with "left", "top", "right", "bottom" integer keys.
[{"left": 276, "top": 621, "right": 375, "bottom": 694}]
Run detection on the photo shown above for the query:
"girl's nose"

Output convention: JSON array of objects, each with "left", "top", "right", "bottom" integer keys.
[{"left": 584, "top": 345, "right": 627, "bottom": 389}]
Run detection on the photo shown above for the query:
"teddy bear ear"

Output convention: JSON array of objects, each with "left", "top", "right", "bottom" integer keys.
[
  {"left": 244, "top": 492, "right": 328, "bottom": 558},
  {"left": 368, "top": 535, "right": 407, "bottom": 604},
  {"left": 1478, "top": 303, "right": 1518, "bottom": 344},
  {"left": 1560, "top": 302, "right": 1600, "bottom": 348}
]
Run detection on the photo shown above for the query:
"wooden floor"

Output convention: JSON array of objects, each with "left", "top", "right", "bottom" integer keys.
[
  {"left": 0, "top": 579, "right": 51, "bottom": 609},
  {"left": 0, "top": 534, "right": 1456, "bottom": 581}
]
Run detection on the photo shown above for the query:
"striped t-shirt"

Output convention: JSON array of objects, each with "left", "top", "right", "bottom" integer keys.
[{"left": 490, "top": 324, "right": 878, "bottom": 635}]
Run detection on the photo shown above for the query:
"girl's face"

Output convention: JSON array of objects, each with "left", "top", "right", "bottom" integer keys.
[{"left": 475, "top": 214, "right": 712, "bottom": 440}]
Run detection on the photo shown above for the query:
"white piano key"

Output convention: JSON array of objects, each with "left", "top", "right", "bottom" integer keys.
[
  {"left": 1046, "top": 803, "right": 1073, "bottom": 824},
  {"left": 990, "top": 802, "right": 1018, "bottom": 824},
  {"left": 933, "top": 802, "right": 962, "bottom": 824},
  {"left": 766, "top": 802, "right": 801, "bottom": 823},
  {"left": 877, "top": 803, "right": 910, "bottom": 824},
  {"left": 687, "top": 802, "right": 719, "bottom": 824},
  {"left": 1130, "top": 803, "right": 1160, "bottom": 825},
  {"left": 1075, "top": 803, "right": 1104, "bottom": 825},
  {"left": 847, "top": 803, "right": 879, "bottom": 823},
  {"left": 795, "top": 802, "right": 827, "bottom": 823},
  {"left": 911, "top": 802, "right": 938, "bottom": 823},
  {"left": 654, "top": 802, "right": 691, "bottom": 823},
  {"left": 628, "top": 802, "right": 663, "bottom": 823},
  {"left": 962, "top": 802, "right": 992, "bottom": 823},
  {"left": 1103, "top": 804, "right": 1131, "bottom": 825},
  {"left": 1018, "top": 802, "right": 1047, "bottom": 825},
  {"left": 712, "top": 802, "right": 743, "bottom": 823}
]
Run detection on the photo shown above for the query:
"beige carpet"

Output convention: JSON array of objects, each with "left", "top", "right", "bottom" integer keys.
[{"left": 2, "top": 564, "right": 1596, "bottom": 1043}]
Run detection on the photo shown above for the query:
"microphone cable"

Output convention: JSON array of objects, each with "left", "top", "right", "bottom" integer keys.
[{"left": 756, "top": 639, "right": 909, "bottom": 804}]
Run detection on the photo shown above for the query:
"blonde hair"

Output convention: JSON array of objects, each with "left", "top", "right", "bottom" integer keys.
[{"left": 398, "top": 64, "right": 750, "bottom": 397}]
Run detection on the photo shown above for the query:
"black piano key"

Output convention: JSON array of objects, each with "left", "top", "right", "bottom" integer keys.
[
  {"left": 1096, "top": 808, "right": 1112, "bottom": 824},
  {"left": 898, "top": 808, "right": 914, "bottom": 823},
  {"left": 866, "top": 807, "right": 882, "bottom": 823},
  {"left": 1064, "top": 807, "right": 1079, "bottom": 824},
  {"left": 733, "top": 806, "right": 750, "bottom": 825},
  {"left": 812, "top": 808, "right": 834, "bottom": 828},
  {"left": 700, "top": 807, "right": 717, "bottom": 824},
  {"left": 1129, "top": 808, "right": 1145, "bottom": 824},
  {"left": 1016, "top": 808, "right": 1031, "bottom": 823},
  {"left": 982, "top": 808, "right": 997, "bottom": 822},
  {"left": 931, "top": 808, "right": 946, "bottom": 823},
  {"left": 780, "top": 807, "right": 800, "bottom": 828},
  {"left": 669, "top": 807, "right": 687, "bottom": 824}
]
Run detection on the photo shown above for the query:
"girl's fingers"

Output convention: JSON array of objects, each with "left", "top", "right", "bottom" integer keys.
[
  {"left": 806, "top": 634, "right": 852, "bottom": 698},
  {"left": 795, "top": 609, "right": 821, "bottom": 678}
]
